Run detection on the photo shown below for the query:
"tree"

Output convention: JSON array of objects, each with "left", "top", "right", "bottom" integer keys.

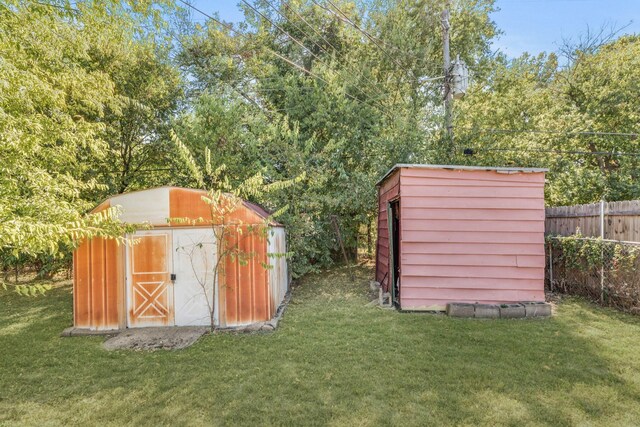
[
  {"left": 176, "top": 0, "right": 499, "bottom": 276},
  {"left": 0, "top": 0, "right": 183, "bottom": 292},
  {"left": 96, "top": 27, "right": 185, "bottom": 194},
  {"left": 170, "top": 131, "right": 302, "bottom": 330},
  {"left": 455, "top": 35, "right": 640, "bottom": 205}
]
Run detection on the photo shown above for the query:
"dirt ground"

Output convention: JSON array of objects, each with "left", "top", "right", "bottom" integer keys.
[{"left": 102, "top": 326, "right": 208, "bottom": 351}]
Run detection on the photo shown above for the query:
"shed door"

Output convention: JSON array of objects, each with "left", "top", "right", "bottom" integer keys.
[
  {"left": 173, "top": 228, "right": 217, "bottom": 326},
  {"left": 127, "top": 231, "right": 174, "bottom": 327},
  {"left": 388, "top": 200, "right": 400, "bottom": 306}
]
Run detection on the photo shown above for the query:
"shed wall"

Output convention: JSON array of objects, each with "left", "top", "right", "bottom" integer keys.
[
  {"left": 398, "top": 168, "right": 546, "bottom": 310},
  {"left": 375, "top": 170, "right": 400, "bottom": 291},
  {"left": 73, "top": 237, "right": 124, "bottom": 330},
  {"left": 218, "top": 227, "right": 272, "bottom": 327},
  {"left": 268, "top": 227, "right": 289, "bottom": 311}
]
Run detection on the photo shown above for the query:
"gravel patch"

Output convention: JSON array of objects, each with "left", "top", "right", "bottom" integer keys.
[{"left": 102, "top": 326, "right": 208, "bottom": 351}]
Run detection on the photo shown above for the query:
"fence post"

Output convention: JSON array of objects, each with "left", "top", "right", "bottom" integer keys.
[
  {"left": 600, "top": 199, "right": 605, "bottom": 239},
  {"left": 600, "top": 199, "right": 605, "bottom": 303},
  {"left": 548, "top": 241, "right": 553, "bottom": 292}
]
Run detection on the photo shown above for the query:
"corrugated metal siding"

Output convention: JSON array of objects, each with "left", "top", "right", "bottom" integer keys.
[
  {"left": 169, "top": 188, "right": 266, "bottom": 226},
  {"left": 375, "top": 170, "right": 400, "bottom": 291},
  {"left": 268, "top": 227, "right": 288, "bottom": 310},
  {"left": 75, "top": 187, "right": 283, "bottom": 330},
  {"left": 73, "top": 237, "right": 123, "bottom": 330},
  {"left": 218, "top": 228, "right": 271, "bottom": 327},
  {"left": 398, "top": 167, "right": 546, "bottom": 310}
]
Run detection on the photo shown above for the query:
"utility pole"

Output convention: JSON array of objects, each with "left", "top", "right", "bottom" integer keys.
[{"left": 441, "top": 5, "right": 453, "bottom": 152}]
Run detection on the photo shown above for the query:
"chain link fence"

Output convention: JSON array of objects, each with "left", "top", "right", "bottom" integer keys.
[{"left": 546, "top": 236, "right": 640, "bottom": 314}]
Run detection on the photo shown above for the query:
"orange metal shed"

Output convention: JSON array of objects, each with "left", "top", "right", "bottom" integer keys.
[{"left": 73, "top": 187, "right": 288, "bottom": 331}]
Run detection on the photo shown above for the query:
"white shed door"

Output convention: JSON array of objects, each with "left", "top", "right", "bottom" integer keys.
[{"left": 173, "top": 229, "right": 217, "bottom": 326}]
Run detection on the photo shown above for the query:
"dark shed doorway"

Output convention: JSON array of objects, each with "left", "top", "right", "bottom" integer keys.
[{"left": 388, "top": 199, "right": 401, "bottom": 307}]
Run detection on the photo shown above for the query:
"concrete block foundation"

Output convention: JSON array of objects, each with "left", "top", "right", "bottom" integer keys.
[
  {"left": 445, "top": 301, "right": 551, "bottom": 319},
  {"left": 447, "top": 303, "right": 475, "bottom": 317},
  {"left": 499, "top": 303, "right": 526, "bottom": 319},
  {"left": 474, "top": 304, "right": 500, "bottom": 319},
  {"left": 522, "top": 301, "right": 552, "bottom": 317}
]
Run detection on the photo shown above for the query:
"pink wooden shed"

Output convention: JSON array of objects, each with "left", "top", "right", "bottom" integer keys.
[{"left": 375, "top": 164, "right": 548, "bottom": 311}]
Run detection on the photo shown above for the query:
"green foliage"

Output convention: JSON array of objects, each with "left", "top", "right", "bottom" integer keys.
[
  {"left": 8, "top": 283, "right": 53, "bottom": 297},
  {"left": 3, "top": 0, "right": 638, "bottom": 283},
  {"left": 0, "top": 0, "right": 185, "bottom": 293},
  {"left": 176, "top": 0, "right": 498, "bottom": 276},
  {"left": 455, "top": 35, "right": 640, "bottom": 205},
  {"left": 1, "top": 1, "right": 114, "bottom": 256},
  {"left": 548, "top": 233, "right": 640, "bottom": 311},
  {"left": 1, "top": 249, "right": 70, "bottom": 281},
  {"left": 548, "top": 232, "right": 640, "bottom": 270}
]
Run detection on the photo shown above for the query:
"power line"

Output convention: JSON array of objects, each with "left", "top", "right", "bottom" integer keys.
[
  {"left": 317, "top": 0, "right": 445, "bottom": 108},
  {"left": 100, "top": 167, "right": 174, "bottom": 175},
  {"left": 268, "top": 49, "right": 329, "bottom": 83},
  {"left": 31, "top": 1, "right": 79, "bottom": 13},
  {"left": 317, "top": 0, "right": 437, "bottom": 84},
  {"left": 262, "top": 0, "right": 328, "bottom": 58},
  {"left": 462, "top": 127, "right": 640, "bottom": 138},
  {"left": 465, "top": 147, "right": 640, "bottom": 157},
  {"left": 177, "top": 0, "right": 239, "bottom": 35},
  {"left": 317, "top": 0, "right": 405, "bottom": 72},
  {"left": 180, "top": 0, "right": 444, "bottom": 117},
  {"left": 242, "top": 0, "right": 391, "bottom": 117},
  {"left": 179, "top": 0, "right": 391, "bottom": 117},
  {"left": 260, "top": 0, "right": 394, "bottom": 108},
  {"left": 241, "top": 0, "right": 324, "bottom": 63},
  {"left": 268, "top": 49, "right": 392, "bottom": 117},
  {"left": 278, "top": 1, "right": 444, "bottom": 95},
  {"left": 311, "top": 0, "right": 447, "bottom": 113},
  {"left": 282, "top": 1, "right": 341, "bottom": 55}
]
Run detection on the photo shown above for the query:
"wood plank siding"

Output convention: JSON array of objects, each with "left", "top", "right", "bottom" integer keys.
[
  {"left": 375, "top": 170, "right": 400, "bottom": 291},
  {"left": 376, "top": 165, "right": 546, "bottom": 311},
  {"left": 399, "top": 167, "right": 546, "bottom": 309}
]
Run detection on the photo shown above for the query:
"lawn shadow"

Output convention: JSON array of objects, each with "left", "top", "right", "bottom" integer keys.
[
  {"left": 366, "top": 301, "right": 640, "bottom": 425},
  {"left": 291, "top": 268, "right": 640, "bottom": 425},
  {"left": 1, "top": 268, "right": 640, "bottom": 425}
]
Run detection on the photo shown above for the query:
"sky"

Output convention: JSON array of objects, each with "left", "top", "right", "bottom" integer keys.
[
  {"left": 491, "top": 0, "right": 640, "bottom": 58},
  {"left": 190, "top": 0, "right": 640, "bottom": 58}
]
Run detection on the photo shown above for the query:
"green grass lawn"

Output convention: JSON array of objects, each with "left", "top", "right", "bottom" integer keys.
[{"left": 1, "top": 264, "right": 640, "bottom": 426}]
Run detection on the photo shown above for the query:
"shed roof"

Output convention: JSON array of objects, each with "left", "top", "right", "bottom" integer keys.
[
  {"left": 91, "top": 186, "right": 281, "bottom": 226},
  {"left": 376, "top": 163, "right": 549, "bottom": 186}
]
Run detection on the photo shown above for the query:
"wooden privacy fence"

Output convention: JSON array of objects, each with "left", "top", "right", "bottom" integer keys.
[{"left": 546, "top": 200, "right": 640, "bottom": 241}]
